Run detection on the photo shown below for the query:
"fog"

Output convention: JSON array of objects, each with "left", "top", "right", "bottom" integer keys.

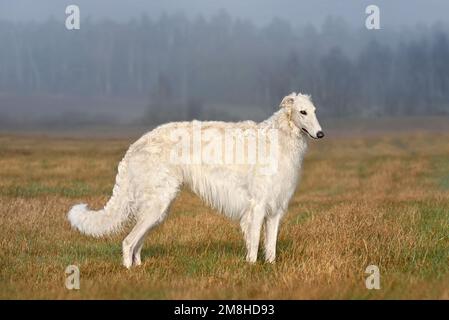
[
  {"left": 0, "top": 1, "right": 448, "bottom": 130},
  {"left": 2, "top": 0, "right": 448, "bottom": 28}
]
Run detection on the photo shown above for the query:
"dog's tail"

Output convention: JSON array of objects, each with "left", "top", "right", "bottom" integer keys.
[{"left": 67, "top": 158, "right": 131, "bottom": 237}]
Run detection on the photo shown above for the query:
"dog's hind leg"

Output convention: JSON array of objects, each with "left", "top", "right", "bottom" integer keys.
[
  {"left": 133, "top": 238, "right": 145, "bottom": 266},
  {"left": 122, "top": 216, "right": 157, "bottom": 268},
  {"left": 122, "top": 180, "right": 179, "bottom": 268},
  {"left": 132, "top": 202, "right": 172, "bottom": 266},
  {"left": 122, "top": 198, "right": 176, "bottom": 268}
]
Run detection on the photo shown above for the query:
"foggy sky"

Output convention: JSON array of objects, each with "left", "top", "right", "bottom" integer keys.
[
  {"left": 1, "top": 0, "right": 449, "bottom": 128},
  {"left": 1, "top": 0, "right": 448, "bottom": 28}
]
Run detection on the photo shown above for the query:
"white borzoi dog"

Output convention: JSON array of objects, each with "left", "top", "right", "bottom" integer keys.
[{"left": 68, "top": 92, "right": 324, "bottom": 268}]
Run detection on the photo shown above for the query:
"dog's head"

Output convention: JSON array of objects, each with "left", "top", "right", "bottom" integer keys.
[{"left": 280, "top": 92, "right": 324, "bottom": 139}]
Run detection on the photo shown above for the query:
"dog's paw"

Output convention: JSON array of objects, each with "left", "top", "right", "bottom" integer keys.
[
  {"left": 133, "top": 255, "right": 142, "bottom": 266},
  {"left": 123, "top": 256, "right": 133, "bottom": 269},
  {"left": 265, "top": 252, "right": 276, "bottom": 264},
  {"left": 245, "top": 255, "right": 257, "bottom": 264}
]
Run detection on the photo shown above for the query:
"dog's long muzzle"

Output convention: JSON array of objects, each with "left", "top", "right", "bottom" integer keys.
[{"left": 302, "top": 128, "right": 325, "bottom": 139}]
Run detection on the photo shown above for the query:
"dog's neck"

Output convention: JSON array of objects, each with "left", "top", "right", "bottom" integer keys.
[
  {"left": 259, "top": 108, "right": 308, "bottom": 159},
  {"left": 261, "top": 108, "right": 305, "bottom": 138}
]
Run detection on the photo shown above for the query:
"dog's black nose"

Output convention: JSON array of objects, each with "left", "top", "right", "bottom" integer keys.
[{"left": 316, "top": 131, "right": 325, "bottom": 139}]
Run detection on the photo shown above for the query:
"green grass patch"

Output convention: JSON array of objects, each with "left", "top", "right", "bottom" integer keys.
[
  {"left": 408, "top": 201, "right": 449, "bottom": 278},
  {"left": 0, "top": 182, "right": 106, "bottom": 198},
  {"left": 429, "top": 155, "right": 449, "bottom": 190}
]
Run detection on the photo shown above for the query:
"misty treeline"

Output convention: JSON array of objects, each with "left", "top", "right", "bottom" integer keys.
[{"left": 1, "top": 11, "right": 449, "bottom": 122}]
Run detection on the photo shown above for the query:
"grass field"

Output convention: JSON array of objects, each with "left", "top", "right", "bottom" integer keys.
[{"left": 0, "top": 130, "right": 448, "bottom": 299}]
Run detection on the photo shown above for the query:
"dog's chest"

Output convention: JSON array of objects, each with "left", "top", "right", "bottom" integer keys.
[{"left": 267, "top": 140, "right": 306, "bottom": 210}]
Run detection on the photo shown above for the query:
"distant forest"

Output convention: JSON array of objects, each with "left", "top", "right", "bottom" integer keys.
[{"left": 1, "top": 11, "right": 449, "bottom": 121}]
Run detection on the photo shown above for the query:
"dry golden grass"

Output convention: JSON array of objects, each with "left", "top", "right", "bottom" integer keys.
[{"left": 0, "top": 132, "right": 448, "bottom": 299}]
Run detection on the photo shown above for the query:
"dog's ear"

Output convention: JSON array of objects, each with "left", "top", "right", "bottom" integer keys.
[{"left": 279, "top": 93, "right": 296, "bottom": 109}]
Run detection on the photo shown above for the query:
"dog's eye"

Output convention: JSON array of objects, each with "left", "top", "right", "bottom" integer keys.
[{"left": 300, "top": 110, "right": 307, "bottom": 115}]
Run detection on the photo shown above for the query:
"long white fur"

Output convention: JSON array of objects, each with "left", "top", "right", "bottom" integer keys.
[{"left": 67, "top": 92, "right": 323, "bottom": 268}]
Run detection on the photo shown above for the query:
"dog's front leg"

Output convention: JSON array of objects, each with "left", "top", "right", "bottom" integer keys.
[
  {"left": 245, "top": 204, "right": 266, "bottom": 263},
  {"left": 264, "top": 213, "right": 281, "bottom": 263}
]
